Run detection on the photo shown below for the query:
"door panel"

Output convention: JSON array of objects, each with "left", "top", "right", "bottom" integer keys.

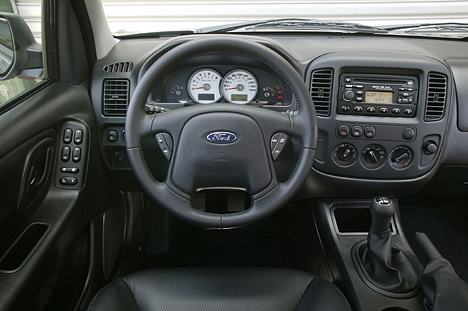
[{"left": 0, "top": 82, "right": 122, "bottom": 310}]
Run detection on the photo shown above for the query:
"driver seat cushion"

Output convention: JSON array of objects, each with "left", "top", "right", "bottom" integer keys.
[{"left": 87, "top": 268, "right": 352, "bottom": 311}]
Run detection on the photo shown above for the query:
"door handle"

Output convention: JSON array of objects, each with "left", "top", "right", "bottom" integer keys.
[{"left": 17, "top": 138, "right": 55, "bottom": 214}]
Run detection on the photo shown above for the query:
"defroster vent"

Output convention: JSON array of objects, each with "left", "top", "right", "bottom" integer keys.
[
  {"left": 425, "top": 73, "right": 447, "bottom": 121},
  {"left": 103, "top": 79, "right": 129, "bottom": 116},
  {"left": 310, "top": 69, "right": 333, "bottom": 116}
]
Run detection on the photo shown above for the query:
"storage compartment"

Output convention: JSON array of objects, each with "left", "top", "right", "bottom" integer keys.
[
  {"left": 332, "top": 206, "right": 395, "bottom": 234},
  {"left": 0, "top": 222, "right": 50, "bottom": 272}
]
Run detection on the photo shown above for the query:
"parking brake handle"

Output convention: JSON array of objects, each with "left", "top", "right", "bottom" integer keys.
[{"left": 415, "top": 232, "right": 468, "bottom": 311}]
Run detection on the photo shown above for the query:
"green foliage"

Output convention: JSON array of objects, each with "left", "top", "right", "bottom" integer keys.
[{"left": 0, "top": 78, "right": 36, "bottom": 105}]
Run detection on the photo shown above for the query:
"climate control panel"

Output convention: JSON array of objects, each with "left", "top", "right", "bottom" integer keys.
[{"left": 314, "top": 121, "right": 442, "bottom": 179}]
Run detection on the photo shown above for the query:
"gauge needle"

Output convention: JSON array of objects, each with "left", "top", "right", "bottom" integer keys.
[
  {"left": 227, "top": 87, "right": 237, "bottom": 90},
  {"left": 193, "top": 87, "right": 204, "bottom": 90}
]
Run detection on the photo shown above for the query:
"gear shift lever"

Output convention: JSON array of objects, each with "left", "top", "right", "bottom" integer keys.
[
  {"left": 369, "top": 196, "right": 394, "bottom": 232},
  {"left": 354, "top": 196, "right": 419, "bottom": 295}
]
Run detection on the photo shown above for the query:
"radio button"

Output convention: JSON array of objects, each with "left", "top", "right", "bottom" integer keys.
[
  {"left": 338, "top": 125, "right": 350, "bottom": 137},
  {"left": 351, "top": 126, "right": 363, "bottom": 137},
  {"left": 343, "top": 90, "right": 354, "bottom": 101},
  {"left": 367, "top": 107, "right": 376, "bottom": 113},
  {"left": 355, "top": 97, "right": 363, "bottom": 102},
  {"left": 356, "top": 91, "right": 364, "bottom": 96},
  {"left": 399, "top": 87, "right": 406, "bottom": 91},
  {"left": 355, "top": 85, "right": 364, "bottom": 89},
  {"left": 364, "top": 126, "right": 376, "bottom": 138},
  {"left": 345, "top": 84, "right": 354, "bottom": 88},
  {"left": 402, "top": 92, "right": 410, "bottom": 97},
  {"left": 379, "top": 107, "right": 389, "bottom": 113},
  {"left": 353, "top": 106, "right": 363, "bottom": 112},
  {"left": 392, "top": 108, "right": 401, "bottom": 114},
  {"left": 340, "top": 105, "right": 351, "bottom": 112},
  {"left": 407, "top": 88, "right": 414, "bottom": 91},
  {"left": 345, "top": 78, "right": 352, "bottom": 83},
  {"left": 404, "top": 108, "right": 413, "bottom": 115}
]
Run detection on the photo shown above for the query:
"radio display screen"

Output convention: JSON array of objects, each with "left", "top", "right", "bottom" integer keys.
[{"left": 365, "top": 91, "right": 393, "bottom": 104}]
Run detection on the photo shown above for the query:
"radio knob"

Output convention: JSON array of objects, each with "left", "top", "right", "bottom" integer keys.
[{"left": 343, "top": 90, "right": 354, "bottom": 101}]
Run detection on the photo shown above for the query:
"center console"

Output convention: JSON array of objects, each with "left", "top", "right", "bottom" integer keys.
[{"left": 307, "top": 52, "right": 451, "bottom": 181}]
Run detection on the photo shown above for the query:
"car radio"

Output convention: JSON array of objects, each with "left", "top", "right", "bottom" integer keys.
[{"left": 338, "top": 74, "right": 418, "bottom": 117}]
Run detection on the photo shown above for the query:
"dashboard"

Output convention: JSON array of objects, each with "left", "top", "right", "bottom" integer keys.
[{"left": 90, "top": 33, "right": 468, "bottom": 198}]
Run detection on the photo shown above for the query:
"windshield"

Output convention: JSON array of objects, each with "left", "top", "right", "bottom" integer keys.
[{"left": 101, "top": 0, "right": 468, "bottom": 39}]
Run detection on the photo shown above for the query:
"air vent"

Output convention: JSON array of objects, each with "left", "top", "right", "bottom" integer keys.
[
  {"left": 103, "top": 79, "right": 129, "bottom": 116},
  {"left": 310, "top": 69, "right": 333, "bottom": 116},
  {"left": 425, "top": 73, "right": 447, "bottom": 121},
  {"left": 103, "top": 62, "right": 133, "bottom": 73}
]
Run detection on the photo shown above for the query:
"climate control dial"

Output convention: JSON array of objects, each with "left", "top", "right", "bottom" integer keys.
[
  {"left": 390, "top": 146, "right": 412, "bottom": 169},
  {"left": 362, "top": 144, "right": 386, "bottom": 169}
]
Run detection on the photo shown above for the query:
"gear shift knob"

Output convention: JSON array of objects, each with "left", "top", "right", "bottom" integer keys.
[{"left": 370, "top": 196, "right": 395, "bottom": 232}]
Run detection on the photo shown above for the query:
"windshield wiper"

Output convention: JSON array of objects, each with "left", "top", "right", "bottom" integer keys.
[
  {"left": 383, "top": 23, "right": 468, "bottom": 38},
  {"left": 197, "top": 18, "right": 388, "bottom": 34}
]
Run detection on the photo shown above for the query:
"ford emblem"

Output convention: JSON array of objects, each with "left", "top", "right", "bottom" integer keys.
[{"left": 206, "top": 131, "right": 237, "bottom": 144}]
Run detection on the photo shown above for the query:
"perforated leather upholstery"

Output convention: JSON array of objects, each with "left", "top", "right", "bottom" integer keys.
[{"left": 87, "top": 268, "right": 352, "bottom": 311}]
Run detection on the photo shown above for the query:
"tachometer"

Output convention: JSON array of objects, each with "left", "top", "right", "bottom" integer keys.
[
  {"left": 188, "top": 69, "right": 222, "bottom": 104},
  {"left": 222, "top": 70, "right": 258, "bottom": 104}
]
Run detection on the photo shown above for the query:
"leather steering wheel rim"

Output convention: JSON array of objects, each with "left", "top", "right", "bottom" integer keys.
[{"left": 126, "top": 37, "right": 317, "bottom": 228}]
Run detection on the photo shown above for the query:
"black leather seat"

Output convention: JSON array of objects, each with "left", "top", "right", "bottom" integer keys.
[{"left": 87, "top": 268, "right": 352, "bottom": 311}]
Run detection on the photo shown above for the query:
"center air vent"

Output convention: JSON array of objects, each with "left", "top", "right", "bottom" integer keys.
[
  {"left": 103, "top": 79, "right": 129, "bottom": 116},
  {"left": 425, "top": 72, "right": 447, "bottom": 121},
  {"left": 310, "top": 69, "right": 333, "bottom": 117},
  {"left": 103, "top": 62, "right": 133, "bottom": 73}
]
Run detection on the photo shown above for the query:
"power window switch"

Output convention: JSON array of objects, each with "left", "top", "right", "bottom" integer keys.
[
  {"left": 62, "top": 146, "right": 71, "bottom": 162},
  {"left": 63, "top": 128, "right": 72, "bottom": 143},
  {"left": 72, "top": 147, "right": 81, "bottom": 162},
  {"left": 74, "top": 129, "right": 83, "bottom": 144}
]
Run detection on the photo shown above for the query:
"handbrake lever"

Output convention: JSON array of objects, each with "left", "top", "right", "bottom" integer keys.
[{"left": 415, "top": 232, "right": 468, "bottom": 311}]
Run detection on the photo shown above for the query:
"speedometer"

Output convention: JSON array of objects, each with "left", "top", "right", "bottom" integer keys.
[
  {"left": 188, "top": 69, "right": 222, "bottom": 104},
  {"left": 222, "top": 70, "right": 258, "bottom": 104}
]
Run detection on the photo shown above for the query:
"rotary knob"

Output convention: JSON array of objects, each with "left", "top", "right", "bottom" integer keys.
[
  {"left": 333, "top": 143, "right": 357, "bottom": 166},
  {"left": 362, "top": 144, "right": 386, "bottom": 168},
  {"left": 390, "top": 146, "right": 412, "bottom": 169},
  {"left": 343, "top": 90, "right": 355, "bottom": 101}
]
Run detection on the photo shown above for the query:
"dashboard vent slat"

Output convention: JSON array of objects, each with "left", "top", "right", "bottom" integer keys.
[
  {"left": 103, "top": 80, "right": 130, "bottom": 116},
  {"left": 103, "top": 62, "right": 134, "bottom": 73},
  {"left": 425, "top": 73, "right": 447, "bottom": 121},
  {"left": 310, "top": 69, "right": 333, "bottom": 117}
]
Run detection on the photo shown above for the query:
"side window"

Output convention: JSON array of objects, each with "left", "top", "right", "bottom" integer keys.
[{"left": 0, "top": 0, "right": 42, "bottom": 107}]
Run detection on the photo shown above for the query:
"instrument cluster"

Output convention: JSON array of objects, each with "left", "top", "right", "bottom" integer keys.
[{"left": 156, "top": 65, "right": 291, "bottom": 107}]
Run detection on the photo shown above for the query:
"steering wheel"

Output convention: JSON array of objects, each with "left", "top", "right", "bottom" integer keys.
[{"left": 126, "top": 37, "right": 317, "bottom": 228}]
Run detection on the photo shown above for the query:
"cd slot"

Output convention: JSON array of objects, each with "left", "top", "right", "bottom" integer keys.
[{"left": 353, "top": 79, "right": 407, "bottom": 85}]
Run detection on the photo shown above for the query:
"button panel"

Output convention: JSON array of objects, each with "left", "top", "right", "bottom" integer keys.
[
  {"left": 55, "top": 121, "right": 88, "bottom": 190},
  {"left": 338, "top": 74, "right": 418, "bottom": 118},
  {"left": 270, "top": 133, "right": 288, "bottom": 161},
  {"left": 156, "top": 133, "right": 174, "bottom": 161}
]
